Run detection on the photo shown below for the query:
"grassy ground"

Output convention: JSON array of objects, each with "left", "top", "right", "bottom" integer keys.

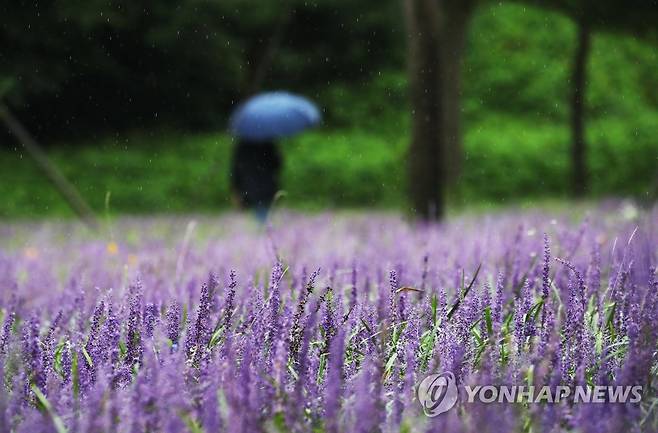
[{"left": 1, "top": 113, "right": 656, "bottom": 219}]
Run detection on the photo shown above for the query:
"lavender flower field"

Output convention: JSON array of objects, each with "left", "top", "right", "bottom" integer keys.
[{"left": 1, "top": 205, "right": 657, "bottom": 433}]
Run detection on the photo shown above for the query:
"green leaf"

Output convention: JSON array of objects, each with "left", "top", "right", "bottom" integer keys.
[
  {"left": 81, "top": 346, "right": 93, "bottom": 368},
  {"left": 287, "top": 362, "right": 299, "bottom": 381},
  {"left": 471, "top": 326, "right": 484, "bottom": 346},
  {"left": 208, "top": 326, "right": 224, "bottom": 348},
  {"left": 53, "top": 340, "right": 66, "bottom": 377},
  {"left": 604, "top": 302, "right": 617, "bottom": 340},
  {"left": 316, "top": 352, "right": 328, "bottom": 384},
  {"left": 180, "top": 413, "right": 203, "bottom": 433},
  {"left": 586, "top": 296, "right": 598, "bottom": 329},
  {"left": 32, "top": 385, "right": 67, "bottom": 433},
  {"left": 118, "top": 340, "right": 127, "bottom": 358},
  {"left": 72, "top": 351, "right": 79, "bottom": 399},
  {"left": 272, "top": 412, "right": 287, "bottom": 433},
  {"left": 484, "top": 306, "right": 493, "bottom": 336},
  {"left": 526, "top": 364, "right": 535, "bottom": 386},
  {"left": 524, "top": 299, "right": 544, "bottom": 324},
  {"left": 447, "top": 263, "right": 482, "bottom": 320},
  {"left": 602, "top": 338, "right": 629, "bottom": 362},
  {"left": 431, "top": 294, "right": 438, "bottom": 327},
  {"left": 182, "top": 305, "right": 188, "bottom": 330},
  {"left": 502, "top": 311, "right": 514, "bottom": 335},
  {"left": 391, "top": 321, "right": 407, "bottom": 347},
  {"left": 383, "top": 351, "right": 398, "bottom": 381},
  {"left": 595, "top": 329, "right": 604, "bottom": 354}
]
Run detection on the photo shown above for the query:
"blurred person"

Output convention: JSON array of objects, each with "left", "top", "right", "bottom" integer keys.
[
  {"left": 228, "top": 92, "right": 320, "bottom": 222},
  {"left": 230, "top": 139, "right": 282, "bottom": 222}
]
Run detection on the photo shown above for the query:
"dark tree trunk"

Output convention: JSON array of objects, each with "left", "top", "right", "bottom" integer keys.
[
  {"left": 0, "top": 104, "right": 98, "bottom": 230},
  {"left": 571, "top": 17, "right": 590, "bottom": 197},
  {"left": 404, "top": 0, "right": 475, "bottom": 220},
  {"left": 440, "top": 0, "right": 475, "bottom": 186},
  {"left": 404, "top": 0, "right": 443, "bottom": 220}
]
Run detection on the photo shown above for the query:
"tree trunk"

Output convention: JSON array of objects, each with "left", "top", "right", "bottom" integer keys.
[
  {"left": 440, "top": 0, "right": 475, "bottom": 186},
  {"left": 404, "top": 0, "right": 475, "bottom": 220},
  {"left": 0, "top": 103, "right": 99, "bottom": 230},
  {"left": 571, "top": 17, "right": 590, "bottom": 197},
  {"left": 404, "top": 0, "right": 443, "bottom": 220}
]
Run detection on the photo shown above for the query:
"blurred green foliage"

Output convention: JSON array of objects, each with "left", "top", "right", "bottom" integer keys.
[
  {"left": 0, "top": 3, "right": 656, "bottom": 216},
  {"left": 2, "top": 110, "right": 656, "bottom": 217}
]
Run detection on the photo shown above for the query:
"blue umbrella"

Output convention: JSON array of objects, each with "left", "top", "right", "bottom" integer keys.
[{"left": 229, "top": 91, "right": 321, "bottom": 142}]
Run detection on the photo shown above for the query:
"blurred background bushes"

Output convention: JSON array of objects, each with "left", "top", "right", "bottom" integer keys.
[{"left": 0, "top": 1, "right": 656, "bottom": 216}]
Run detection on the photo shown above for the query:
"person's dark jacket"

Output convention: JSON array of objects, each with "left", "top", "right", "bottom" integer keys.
[{"left": 230, "top": 140, "right": 281, "bottom": 208}]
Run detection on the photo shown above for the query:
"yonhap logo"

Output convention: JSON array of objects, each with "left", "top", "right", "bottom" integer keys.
[
  {"left": 417, "top": 371, "right": 459, "bottom": 416},
  {"left": 416, "top": 371, "right": 643, "bottom": 417}
]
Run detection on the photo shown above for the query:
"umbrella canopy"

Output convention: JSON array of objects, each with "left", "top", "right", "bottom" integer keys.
[{"left": 229, "top": 91, "right": 321, "bottom": 142}]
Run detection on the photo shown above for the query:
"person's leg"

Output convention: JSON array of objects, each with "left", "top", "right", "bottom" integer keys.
[{"left": 253, "top": 204, "right": 269, "bottom": 223}]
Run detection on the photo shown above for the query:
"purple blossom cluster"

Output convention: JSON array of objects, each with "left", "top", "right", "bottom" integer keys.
[{"left": 0, "top": 205, "right": 656, "bottom": 433}]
